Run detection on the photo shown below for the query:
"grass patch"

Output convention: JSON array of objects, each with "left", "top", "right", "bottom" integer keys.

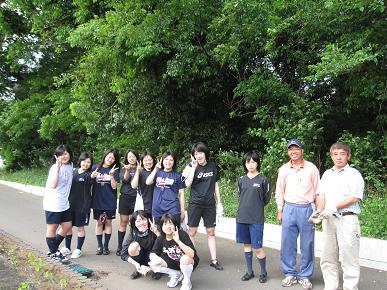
[{"left": 0, "top": 168, "right": 47, "bottom": 187}]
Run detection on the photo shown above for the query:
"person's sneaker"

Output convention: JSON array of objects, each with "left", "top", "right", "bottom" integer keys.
[
  {"left": 51, "top": 252, "right": 69, "bottom": 264},
  {"left": 167, "top": 272, "right": 183, "bottom": 288},
  {"left": 103, "top": 248, "right": 110, "bottom": 255},
  {"left": 180, "top": 280, "right": 192, "bottom": 290},
  {"left": 96, "top": 247, "right": 103, "bottom": 255},
  {"left": 241, "top": 272, "right": 254, "bottom": 281},
  {"left": 298, "top": 278, "right": 313, "bottom": 290},
  {"left": 116, "top": 247, "right": 122, "bottom": 256},
  {"left": 259, "top": 273, "right": 268, "bottom": 283},
  {"left": 130, "top": 271, "right": 141, "bottom": 280},
  {"left": 151, "top": 272, "right": 162, "bottom": 280},
  {"left": 210, "top": 260, "right": 224, "bottom": 270},
  {"left": 60, "top": 247, "right": 71, "bottom": 256},
  {"left": 281, "top": 276, "right": 298, "bottom": 287},
  {"left": 71, "top": 249, "right": 82, "bottom": 259}
]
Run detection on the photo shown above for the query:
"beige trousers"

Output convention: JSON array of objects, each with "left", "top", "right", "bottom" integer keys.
[{"left": 320, "top": 215, "right": 360, "bottom": 290}]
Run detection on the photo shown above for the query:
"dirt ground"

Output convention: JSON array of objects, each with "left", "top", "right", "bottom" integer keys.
[{"left": 0, "top": 233, "right": 96, "bottom": 290}]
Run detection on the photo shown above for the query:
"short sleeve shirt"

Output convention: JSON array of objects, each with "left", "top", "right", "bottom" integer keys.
[
  {"left": 152, "top": 170, "right": 185, "bottom": 218},
  {"left": 237, "top": 174, "right": 271, "bottom": 224},
  {"left": 189, "top": 162, "right": 220, "bottom": 206},
  {"left": 92, "top": 165, "right": 120, "bottom": 210},
  {"left": 120, "top": 167, "right": 137, "bottom": 197},
  {"left": 317, "top": 164, "right": 364, "bottom": 214},
  {"left": 43, "top": 163, "right": 73, "bottom": 212},
  {"left": 69, "top": 169, "right": 92, "bottom": 212}
]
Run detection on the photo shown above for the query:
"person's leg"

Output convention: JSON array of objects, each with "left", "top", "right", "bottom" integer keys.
[
  {"left": 65, "top": 228, "right": 73, "bottom": 250},
  {"left": 103, "top": 219, "right": 112, "bottom": 254},
  {"left": 281, "top": 204, "right": 299, "bottom": 277},
  {"left": 298, "top": 205, "right": 315, "bottom": 279},
  {"left": 320, "top": 216, "right": 340, "bottom": 290},
  {"left": 180, "top": 255, "right": 194, "bottom": 289},
  {"left": 243, "top": 244, "right": 254, "bottom": 276},
  {"left": 117, "top": 214, "right": 129, "bottom": 254},
  {"left": 337, "top": 215, "right": 360, "bottom": 290},
  {"left": 187, "top": 227, "right": 198, "bottom": 245},
  {"left": 187, "top": 204, "right": 201, "bottom": 245},
  {"left": 77, "top": 227, "right": 86, "bottom": 250},
  {"left": 56, "top": 221, "right": 72, "bottom": 251},
  {"left": 46, "top": 224, "right": 59, "bottom": 253}
]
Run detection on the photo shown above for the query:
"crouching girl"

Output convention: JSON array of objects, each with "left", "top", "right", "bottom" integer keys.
[
  {"left": 149, "top": 213, "right": 199, "bottom": 290},
  {"left": 120, "top": 210, "right": 161, "bottom": 280}
]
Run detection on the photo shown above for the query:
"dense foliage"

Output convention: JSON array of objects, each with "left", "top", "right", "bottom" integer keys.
[{"left": 0, "top": 0, "right": 385, "bottom": 196}]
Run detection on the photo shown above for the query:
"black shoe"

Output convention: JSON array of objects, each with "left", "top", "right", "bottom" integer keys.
[
  {"left": 210, "top": 260, "right": 224, "bottom": 270},
  {"left": 241, "top": 272, "right": 255, "bottom": 281},
  {"left": 103, "top": 248, "right": 110, "bottom": 255},
  {"left": 96, "top": 247, "right": 103, "bottom": 255},
  {"left": 131, "top": 271, "right": 141, "bottom": 280},
  {"left": 116, "top": 247, "right": 122, "bottom": 256},
  {"left": 152, "top": 272, "right": 162, "bottom": 280},
  {"left": 259, "top": 273, "right": 268, "bottom": 283}
]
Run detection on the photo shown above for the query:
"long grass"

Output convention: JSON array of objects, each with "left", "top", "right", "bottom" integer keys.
[{"left": 0, "top": 168, "right": 47, "bottom": 187}]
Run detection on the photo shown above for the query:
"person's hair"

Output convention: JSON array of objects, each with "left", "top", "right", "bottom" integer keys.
[
  {"left": 77, "top": 152, "right": 93, "bottom": 171},
  {"left": 159, "top": 213, "right": 179, "bottom": 237},
  {"left": 124, "top": 149, "right": 138, "bottom": 165},
  {"left": 330, "top": 142, "right": 351, "bottom": 155},
  {"left": 51, "top": 145, "right": 72, "bottom": 165},
  {"left": 161, "top": 151, "right": 178, "bottom": 171},
  {"left": 242, "top": 150, "right": 261, "bottom": 172},
  {"left": 129, "top": 210, "right": 150, "bottom": 234},
  {"left": 98, "top": 148, "right": 120, "bottom": 170},
  {"left": 140, "top": 151, "right": 157, "bottom": 171},
  {"left": 191, "top": 142, "right": 210, "bottom": 160}
]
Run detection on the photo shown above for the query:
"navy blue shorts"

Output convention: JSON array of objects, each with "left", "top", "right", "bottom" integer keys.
[
  {"left": 118, "top": 194, "right": 136, "bottom": 215},
  {"left": 187, "top": 204, "right": 216, "bottom": 228},
  {"left": 45, "top": 208, "right": 72, "bottom": 225},
  {"left": 131, "top": 248, "right": 151, "bottom": 266},
  {"left": 236, "top": 223, "right": 264, "bottom": 249},
  {"left": 93, "top": 209, "right": 116, "bottom": 220},
  {"left": 71, "top": 210, "right": 90, "bottom": 227}
]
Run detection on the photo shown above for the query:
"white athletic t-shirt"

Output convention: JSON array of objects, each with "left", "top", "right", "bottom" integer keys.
[{"left": 43, "top": 163, "right": 73, "bottom": 212}]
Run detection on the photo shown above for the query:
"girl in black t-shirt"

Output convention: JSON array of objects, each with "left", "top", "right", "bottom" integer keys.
[
  {"left": 117, "top": 149, "right": 139, "bottom": 256},
  {"left": 120, "top": 210, "right": 160, "bottom": 280},
  {"left": 131, "top": 151, "right": 157, "bottom": 217},
  {"left": 61, "top": 152, "right": 93, "bottom": 259},
  {"left": 149, "top": 213, "right": 199, "bottom": 290}
]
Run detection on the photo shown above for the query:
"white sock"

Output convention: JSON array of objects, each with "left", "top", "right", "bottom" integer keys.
[
  {"left": 180, "top": 263, "right": 193, "bottom": 285},
  {"left": 159, "top": 267, "right": 181, "bottom": 277}
]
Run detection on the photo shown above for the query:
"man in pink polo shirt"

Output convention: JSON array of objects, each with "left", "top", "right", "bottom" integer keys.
[{"left": 275, "top": 139, "right": 321, "bottom": 290}]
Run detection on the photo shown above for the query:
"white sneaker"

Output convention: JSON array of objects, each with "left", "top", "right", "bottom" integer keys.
[
  {"left": 180, "top": 280, "right": 192, "bottom": 290},
  {"left": 71, "top": 249, "right": 82, "bottom": 259},
  {"left": 60, "top": 247, "right": 71, "bottom": 256},
  {"left": 167, "top": 272, "right": 183, "bottom": 288}
]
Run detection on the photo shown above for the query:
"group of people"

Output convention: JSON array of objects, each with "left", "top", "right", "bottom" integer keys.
[{"left": 42, "top": 139, "right": 364, "bottom": 290}]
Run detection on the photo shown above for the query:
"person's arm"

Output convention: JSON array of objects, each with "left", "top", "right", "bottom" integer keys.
[
  {"left": 184, "top": 156, "right": 197, "bottom": 187},
  {"left": 109, "top": 165, "right": 119, "bottom": 190},
  {"left": 172, "top": 229, "right": 194, "bottom": 258},
  {"left": 263, "top": 178, "right": 272, "bottom": 206},
  {"left": 146, "top": 158, "right": 162, "bottom": 185},
  {"left": 131, "top": 161, "right": 143, "bottom": 189},
  {"left": 214, "top": 182, "right": 221, "bottom": 204},
  {"left": 275, "top": 169, "right": 285, "bottom": 224},
  {"left": 122, "top": 166, "right": 131, "bottom": 182},
  {"left": 179, "top": 188, "right": 185, "bottom": 222},
  {"left": 48, "top": 165, "right": 61, "bottom": 189}
]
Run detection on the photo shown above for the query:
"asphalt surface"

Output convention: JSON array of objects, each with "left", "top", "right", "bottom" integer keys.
[{"left": 0, "top": 184, "right": 385, "bottom": 290}]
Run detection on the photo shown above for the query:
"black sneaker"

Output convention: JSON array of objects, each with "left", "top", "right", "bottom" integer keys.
[
  {"left": 259, "top": 273, "right": 268, "bottom": 283},
  {"left": 96, "top": 247, "right": 103, "bottom": 255},
  {"left": 51, "top": 252, "right": 69, "bottom": 264},
  {"left": 116, "top": 247, "right": 122, "bottom": 256},
  {"left": 210, "top": 260, "right": 224, "bottom": 270},
  {"left": 103, "top": 248, "right": 110, "bottom": 255},
  {"left": 241, "top": 272, "right": 254, "bottom": 281},
  {"left": 131, "top": 271, "right": 141, "bottom": 280}
]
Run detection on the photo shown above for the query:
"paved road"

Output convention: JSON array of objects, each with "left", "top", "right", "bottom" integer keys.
[{"left": 0, "top": 184, "right": 385, "bottom": 290}]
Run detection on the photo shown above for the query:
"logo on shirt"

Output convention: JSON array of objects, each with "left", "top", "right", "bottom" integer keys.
[
  {"left": 253, "top": 183, "right": 261, "bottom": 188},
  {"left": 163, "top": 245, "right": 183, "bottom": 261},
  {"left": 197, "top": 172, "right": 213, "bottom": 179},
  {"left": 156, "top": 177, "right": 174, "bottom": 188}
]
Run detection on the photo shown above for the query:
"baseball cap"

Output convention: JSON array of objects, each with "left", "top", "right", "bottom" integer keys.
[{"left": 287, "top": 139, "right": 303, "bottom": 149}]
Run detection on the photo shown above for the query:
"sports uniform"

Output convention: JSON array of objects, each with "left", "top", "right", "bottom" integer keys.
[
  {"left": 138, "top": 169, "right": 155, "bottom": 217},
  {"left": 121, "top": 230, "right": 157, "bottom": 265},
  {"left": 119, "top": 167, "right": 137, "bottom": 215},
  {"left": 187, "top": 162, "right": 219, "bottom": 228},
  {"left": 69, "top": 169, "right": 92, "bottom": 226}
]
